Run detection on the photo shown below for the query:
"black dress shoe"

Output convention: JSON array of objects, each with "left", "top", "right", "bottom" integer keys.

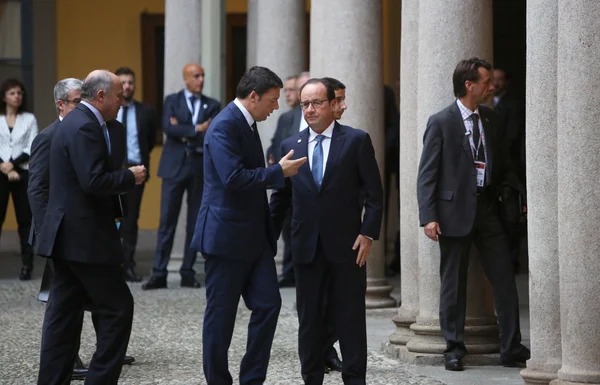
[
  {"left": 324, "top": 357, "right": 343, "bottom": 372},
  {"left": 445, "top": 357, "right": 464, "bottom": 371},
  {"left": 181, "top": 277, "right": 201, "bottom": 288},
  {"left": 19, "top": 265, "right": 32, "bottom": 281},
  {"left": 123, "top": 355, "right": 135, "bottom": 365},
  {"left": 278, "top": 277, "right": 296, "bottom": 288},
  {"left": 72, "top": 367, "right": 88, "bottom": 380},
  {"left": 501, "top": 344, "right": 531, "bottom": 367},
  {"left": 123, "top": 267, "right": 142, "bottom": 282},
  {"left": 141, "top": 276, "right": 167, "bottom": 290}
]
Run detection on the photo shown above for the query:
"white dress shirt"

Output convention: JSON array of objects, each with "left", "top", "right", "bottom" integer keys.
[
  {"left": 233, "top": 98, "right": 255, "bottom": 129},
  {"left": 0, "top": 111, "right": 38, "bottom": 169},
  {"left": 307, "top": 120, "right": 335, "bottom": 178},
  {"left": 184, "top": 88, "right": 202, "bottom": 124}
]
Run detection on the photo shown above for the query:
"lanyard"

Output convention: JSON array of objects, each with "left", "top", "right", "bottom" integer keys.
[{"left": 467, "top": 121, "right": 486, "bottom": 161}]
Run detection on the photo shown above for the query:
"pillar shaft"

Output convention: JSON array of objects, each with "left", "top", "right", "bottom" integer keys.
[
  {"left": 520, "top": 0, "right": 561, "bottom": 384},
  {"left": 552, "top": 1, "right": 600, "bottom": 384},
  {"left": 310, "top": 0, "right": 395, "bottom": 309}
]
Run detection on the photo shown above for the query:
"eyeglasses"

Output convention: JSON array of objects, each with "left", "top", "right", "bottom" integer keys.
[
  {"left": 62, "top": 98, "right": 82, "bottom": 104},
  {"left": 299, "top": 99, "right": 329, "bottom": 110}
]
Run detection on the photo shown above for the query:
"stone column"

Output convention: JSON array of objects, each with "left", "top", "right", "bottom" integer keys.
[
  {"left": 311, "top": 0, "right": 395, "bottom": 309},
  {"left": 520, "top": 0, "right": 561, "bottom": 384},
  {"left": 254, "top": 0, "right": 306, "bottom": 155},
  {"left": 246, "top": 0, "right": 258, "bottom": 70},
  {"left": 551, "top": 1, "right": 600, "bottom": 384},
  {"left": 163, "top": 0, "right": 202, "bottom": 273},
  {"left": 201, "top": 0, "right": 225, "bottom": 104},
  {"left": 404, "top": 0, "right": 499, "bottom": 365},
  {"left": 388, "top": 0, "right": 419, "bottom": 351}
]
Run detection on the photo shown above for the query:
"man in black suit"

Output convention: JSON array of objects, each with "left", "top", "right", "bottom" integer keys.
[
  {"left": 115, "top": 67, "right": 157, "bottom": 282},
  {"left": 36, "top": 70, "right": 146, "bottom": 384},
  {"left": 143, "top": 63, "right": 221, "bottom": 290},
  {"left": 492, "top": 68, "right": 526, "bottom": 271},
  {"left": 270, "top": 78, "right": 383, "bottom": 385},
  {"left": 266, "top": 71, "right": 310, "bottom": 288},
  {"left": 417, "top": 58, "right": 530, "bottom": 371},
  {"left": 29, "top": 77, "right": 89, "bottom": 381}
]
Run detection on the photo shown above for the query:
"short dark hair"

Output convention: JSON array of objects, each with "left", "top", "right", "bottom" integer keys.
[
  {"left": 321, "top": 77, "right": 346, "bottom": 91},
  {"left": 115, "top": 66, "right": 136, "bottom": 79},
  {"left": 299, "top": 78, "right": 335, "bottom": 101},
  {"left": 452, "top": 57, "right": 492, "bottom": 97},
  {"left": 0, "top": 78, "right": 27, "bottom": 114},
  {"left": 236, "top": 66, "right": 283, "bottom": 99}
]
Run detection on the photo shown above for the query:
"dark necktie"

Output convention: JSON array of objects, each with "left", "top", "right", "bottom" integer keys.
[
  {"left": 251, "top": 122, "right": 261, "bottom": 145},
  {"left": 121, "top": 106, "right": 128, "bottom": 130},
  {"left": 312, "top": 134, "right": 325, "bottom": 189},
  {"left": 189, "top": 96, "right": 197, "bottom": 123},
  {"left": 470, "top": 114, "right": 483, "bottom": 161},
  {"left": 102, "top": 123, "right": 111, "bottom": 155}
]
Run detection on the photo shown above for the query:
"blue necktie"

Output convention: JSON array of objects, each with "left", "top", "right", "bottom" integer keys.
[
  {"left": 102, "top": 123, "right": 111, "bottom": 155},
  {"left": 312, "top": 134, "right": 325, "bottom": 189},
  {"left": 189, "top": 96, "right": 197, "bottom": 123}
]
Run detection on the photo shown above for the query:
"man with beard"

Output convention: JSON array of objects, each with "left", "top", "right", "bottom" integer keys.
[{"left": 115, "top": 67, "right": 157, "bottom": 282}]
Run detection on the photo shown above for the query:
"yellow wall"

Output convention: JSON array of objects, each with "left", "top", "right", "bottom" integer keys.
[
  {"left": 3, "top": 0, "right": 396, "bottom": 231},
  {"left": 55, "top": 0, "right": 166, "bottom": 99}
]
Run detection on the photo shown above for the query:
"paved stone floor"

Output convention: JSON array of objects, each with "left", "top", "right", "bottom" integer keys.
[{"left": 1, "top": 231, "right": 528, "bottom": 384}]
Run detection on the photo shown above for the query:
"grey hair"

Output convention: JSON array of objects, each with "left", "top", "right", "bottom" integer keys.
[
  {"left": 297, "top": 71, "right": 310, "bottom": 79},
  {"left": 53, "top": 78, "right": 83, "bottom": 114},
  {"left": 81, "top": 70, "right": 113, "bottom": 101}
]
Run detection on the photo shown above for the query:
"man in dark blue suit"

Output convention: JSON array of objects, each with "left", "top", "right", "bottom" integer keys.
[
  {"left": 266, "top": 72, "right": 310, "bottom": 288},
  {"left": 143, "top": 63, "right": 221, "bottom": 290},
  {"left": 36, "top": 70, "right": 146, "bottom": 384},
  {"left": 270, "top": 78, "right": 383, "bottom": 385},
  {"left": 191, "top": 66, "right": 306, "bottom": 385}
]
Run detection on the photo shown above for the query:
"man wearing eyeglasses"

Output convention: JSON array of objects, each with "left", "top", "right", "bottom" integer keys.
[
  {"left": 29, "top": 78, "right": 138, "bottom": 382},
  {"left": 270, "top": 78, "right": 383, "bottom": 385},
  {"left": 267, "top": 71, "right": 311, "bottom": 289}
]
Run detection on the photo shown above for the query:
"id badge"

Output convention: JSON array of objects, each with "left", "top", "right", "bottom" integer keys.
[{"left": 475, "top": 161, "right": 486, "bottom": 187}]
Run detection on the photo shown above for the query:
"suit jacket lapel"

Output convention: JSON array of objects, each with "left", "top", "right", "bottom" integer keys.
[
  {"left": 197, "top": 95, "right": 207, "bottom": 125},
  {"left": 321, "top": 122, "right": 345, "bottom": 190},
  {"left": 480, "top": 109, "right": 493, "bottom": 176},
  {"left": 179, "top": 91, "right": 193, "bottom": 123},
  {"left": 294, "top": 129, "right": 317, "bottom": 193},
  {"left": 450, "top": 102, "right": 474, "bottom": 160}
]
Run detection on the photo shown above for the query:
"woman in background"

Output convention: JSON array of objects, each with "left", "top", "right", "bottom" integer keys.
[{"left": 0, "top": 78, "right": 38, "bottom": 280}]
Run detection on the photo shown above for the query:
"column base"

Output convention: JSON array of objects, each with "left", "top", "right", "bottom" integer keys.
[
  {"left": 407, "top": 322, "right": 499, "bottom": 355},
  {"left": 521, "top": 368, "right": 558, "bottom": 385},
  {"left": 382, "top": 343, "right": 501, "bottom": 366},
  {"left": 366, "top": 278, "right": 396, "bottom": 309},
  {"left": 550, "top": 381, "right": 600, "bottom": 385},
  {"left": 388, "top": 314, "right": 415, "bottom": 346}
]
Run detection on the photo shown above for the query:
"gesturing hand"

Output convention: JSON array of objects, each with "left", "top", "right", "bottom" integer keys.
[
  {"left": 279, "top": 150, "right": 307, "bottom": 177},
  {"left": 353, "top": 234, "right": 372, "bottom": 267},
  {"left": 424, "top": 221, "right": 442, "bottom": 242}
]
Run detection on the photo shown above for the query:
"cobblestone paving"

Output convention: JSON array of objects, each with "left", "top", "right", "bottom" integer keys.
[{"left": 0, "top": 279, "right": 445, "bottom": 385}]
